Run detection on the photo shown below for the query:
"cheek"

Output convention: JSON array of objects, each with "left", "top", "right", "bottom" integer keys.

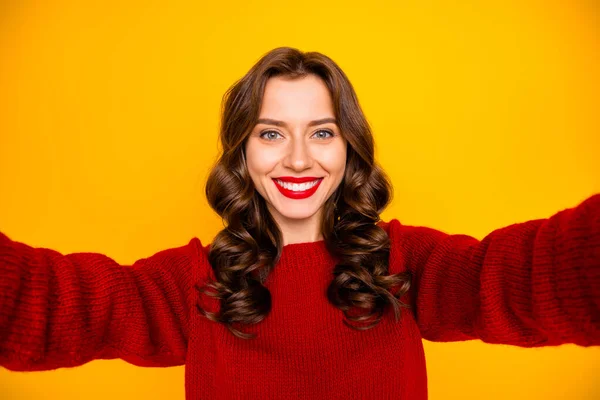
[
  {"left": 245, "top": 143, "right": 280, "bottom": 179},
  {"left": 316, "top": 145, "right": 347, "bottom": 176}
]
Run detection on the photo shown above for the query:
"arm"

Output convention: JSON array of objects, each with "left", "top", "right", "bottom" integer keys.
[
  {"left": 0, "top": 232, "right": 203, "bottom": 371},
  {"left": 387, "top": 194, "right": 600, "bottom": 347}
]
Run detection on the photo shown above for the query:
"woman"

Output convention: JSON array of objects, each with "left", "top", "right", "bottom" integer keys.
[{"left": 1, "top": 47, "right": 598, "bottom": 399}]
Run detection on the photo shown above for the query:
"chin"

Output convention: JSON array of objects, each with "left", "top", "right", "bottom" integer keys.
[{"left": 272, "top": 203, "right": 322, "bottom": 221}]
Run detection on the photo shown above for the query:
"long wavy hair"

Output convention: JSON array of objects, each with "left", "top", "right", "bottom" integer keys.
[{"left": 196, "top": 47, "right": 412, "bottom": 339}]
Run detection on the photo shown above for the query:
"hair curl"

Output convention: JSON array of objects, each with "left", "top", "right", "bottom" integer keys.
[{"left": 196, "top": 47, "right": 412, "bottom": 339}]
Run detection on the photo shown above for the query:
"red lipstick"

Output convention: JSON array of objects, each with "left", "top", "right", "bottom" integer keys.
[{"left": 272, "top": 177, "right": 323, "bottom": 200}]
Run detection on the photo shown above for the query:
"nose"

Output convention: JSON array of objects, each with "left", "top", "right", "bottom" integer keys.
[{"left": 283, "top": 137, "right": 313, "bottom": 171}]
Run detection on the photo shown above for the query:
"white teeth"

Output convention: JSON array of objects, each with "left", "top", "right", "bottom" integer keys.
[{"left": 275, "top": 179, "right": 320, "bottom": 192}]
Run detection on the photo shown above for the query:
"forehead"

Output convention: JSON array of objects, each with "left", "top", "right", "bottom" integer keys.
[{"left": 259, "top": 75, "right": 334, "bottom": 120}]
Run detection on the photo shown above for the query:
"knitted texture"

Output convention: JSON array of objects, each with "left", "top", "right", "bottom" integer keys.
[{"left": 1, "top": 194, "right": 599, "bottom": 399}]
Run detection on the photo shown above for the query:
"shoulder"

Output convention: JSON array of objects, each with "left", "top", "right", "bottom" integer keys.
[
  {"left": 377, "top": 219, "right": 448, "bottom": 246},
  {"left": 139, "top": 237, "right": 214, "bottom": 284},
  {"left": 377, "top": 219, "right": 451, "bottom": 272},
  {"left": 185, "top": 237, "right": 215, "bottom": 280},
  {"left": 186, "top": 237, "right": 211, "bottom": 258}
]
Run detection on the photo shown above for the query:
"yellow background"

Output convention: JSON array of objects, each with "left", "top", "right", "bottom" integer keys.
[{"left": 0, "top": 0, "right": 598, "bottom": 399}]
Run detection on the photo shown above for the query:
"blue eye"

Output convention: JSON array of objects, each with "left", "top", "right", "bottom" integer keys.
[
  {"left": 260, "top": 131, "right": 283, "bottom": 140},
  {"left": 259, "top": 129, "right": 334, "bottom": 140},
  {"left": 313, "top": 130, "right": 334, "bottom": 139}
]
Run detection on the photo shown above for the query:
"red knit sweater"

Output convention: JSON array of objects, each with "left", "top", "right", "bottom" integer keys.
[{"left": 1, "top": 195, "right": 599, "bottom": 399}]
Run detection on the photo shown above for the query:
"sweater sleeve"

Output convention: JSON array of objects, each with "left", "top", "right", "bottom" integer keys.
[
  {"left": 0, "top": 233, "right": 203, "bottom": 371},
  {"left": 387, "top": 194, "right": 600, "bottom": 347}
]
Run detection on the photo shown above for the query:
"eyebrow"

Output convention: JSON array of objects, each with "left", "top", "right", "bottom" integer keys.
[{"left": 256, "top": 117, "right": 337, "bottom": 128}]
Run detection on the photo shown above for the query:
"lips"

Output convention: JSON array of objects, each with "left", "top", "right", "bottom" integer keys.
[
  {"left": 272, "top": 177, "right": 323, "bottom": 200},
  {"left": 274, "top": 176, "right": 322, "bottom": 184}
]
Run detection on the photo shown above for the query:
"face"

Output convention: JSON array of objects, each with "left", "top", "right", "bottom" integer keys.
[{"left": 245, "top": 74, "right": 347, "bottom": 225}]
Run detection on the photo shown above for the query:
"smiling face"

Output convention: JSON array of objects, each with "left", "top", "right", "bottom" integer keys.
[{"left": 245, "top": 74, "right": 347, "bottom": 232}]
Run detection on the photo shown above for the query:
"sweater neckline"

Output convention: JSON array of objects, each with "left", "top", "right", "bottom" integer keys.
[
  {"left": 282, "top": 239, "right": 325, "bottom": 249},
  {"left": 279, "top": 239, "right": 336, "bottom": 267}
]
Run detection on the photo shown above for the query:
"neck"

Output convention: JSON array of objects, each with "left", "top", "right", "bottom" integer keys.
[{"left": 269, "top": 206, "right": 324, "bottom": 246}]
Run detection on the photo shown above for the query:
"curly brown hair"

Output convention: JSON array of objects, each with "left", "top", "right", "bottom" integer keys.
[{"left": 196, "top": 47, "right": 412, "bottom": 339}]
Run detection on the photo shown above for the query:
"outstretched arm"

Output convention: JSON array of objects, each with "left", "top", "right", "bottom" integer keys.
[
  {"left": 0, "top": 233, "right": 204, "bottom": 371},
  {"left": 386, "top": 194, "right": 600, "bottom": 347}
]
